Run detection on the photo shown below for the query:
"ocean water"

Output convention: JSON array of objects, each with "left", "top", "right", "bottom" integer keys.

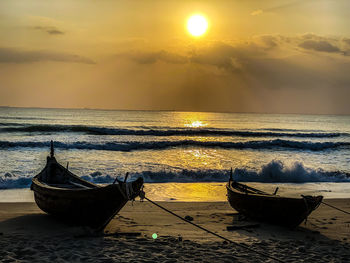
[{"left": 0, "top": 107, "right": 350, "bottom": 200}]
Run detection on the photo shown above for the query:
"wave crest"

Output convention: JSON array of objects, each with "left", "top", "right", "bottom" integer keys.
[
  {"left": 0, "top": 173, "right": 32, "bottom": 189},
  {"left": 232, "top": 160, "right": 350, "bottom": 183},
  {"left": 77, "top": 161, "right": 350, "bottom": 184},
  {"left": 0, "top": 124, "right": 346, "bottom": 138},
  {"left": 1, "top": 160, "right": 349, "bottom": 189},
  {"left": 0, "top": 139, "right": 349, "bottom": 152}
]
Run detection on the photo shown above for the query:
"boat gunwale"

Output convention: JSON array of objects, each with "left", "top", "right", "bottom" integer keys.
[
  {"left": 31, "top": 177, "right": 104, "bottom": 192},
  {"left": 226, "top": 181, "right": 308, "bottom": 201}
]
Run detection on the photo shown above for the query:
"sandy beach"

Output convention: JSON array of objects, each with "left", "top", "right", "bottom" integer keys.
[{"left": 0, "top": 199, "right": 349, "bottom": 262}]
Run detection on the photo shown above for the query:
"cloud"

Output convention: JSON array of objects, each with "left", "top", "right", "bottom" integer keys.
[
  {"left": 117, "top": 43, "right": 245, "bottom": 71},
  {"left": 255, "top": 35, "right": 279, "bottom": 48},
  {"left": 116, "top": 37, "right": 279, "bottom": 72},
  {"left": 117, "top": 50, "right": 187, "bottom": 64},
  {"left": 301, "top": 33, "right": 322, "bottom": 40},
  {"left": 2, "top": 33, "right": 350, "bottom": 114},
  {"left": 343, "top": 38, "right": 350, "bottom": 46},
  {"left": 299, "top": 40, "right": 340, "bottom": 53},
  {"left": 251, "top": 9, "right": 263, "bottom": 16},
  {"left": 251, "top": 0, "right": 304, "bottom": 16},
  {"left": 115, "top": 34, "right": 350, "bottom": 74},
  {"left": 47, "top": 29, "right": 64, "bottom": 35},
  {"left": 32, "top": 26, "right": 64, "bottom": 35},
  {"left": 189, "top": 43, "right": 244, "bottom": 71},
  {"left": 0, "top": 47, "right": 95, "bottom": 64},
  {"left": 104, "top": 34, "right": 350, "bottom": 114}
]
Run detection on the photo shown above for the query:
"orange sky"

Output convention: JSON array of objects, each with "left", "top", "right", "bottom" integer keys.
[{"left": 1, "top": 0, "right": 350, "bottom": 114}]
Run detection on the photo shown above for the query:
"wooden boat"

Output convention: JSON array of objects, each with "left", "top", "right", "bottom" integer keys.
[
  {"left": 31, "top": 141, "right": 144, "bottom": 230},
  {"left": 226, "top": 175, "right": 323, "bottom": 228}
]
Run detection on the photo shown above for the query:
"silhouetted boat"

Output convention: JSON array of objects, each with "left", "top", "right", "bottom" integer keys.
[
  {"left": 31, "top": 141, "right": 143, "bottom": 230},
  {"left": 226, "top": 175, "right": 323, "bottom": 228}
]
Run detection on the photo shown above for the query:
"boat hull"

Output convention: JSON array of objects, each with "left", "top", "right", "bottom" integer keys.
[
  {"left": 31, "top": 152, "right": 143, "bottom": 230},
  {"left": 32, "top": 180, "right": 129, "bottom": 229},
  {"left": 227, "top": 181, "right": 322, "bottom": 228}
]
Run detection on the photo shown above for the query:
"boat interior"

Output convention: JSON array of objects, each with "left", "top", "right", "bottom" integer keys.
[
  {"left": 43, "top": 181, "right": 94, "bottom": 189},
  {"left": 37, "top": 157, "right": 98, "bottom": 189},
  {"left": 230, "top": 180, "right": 278, "bottom": 196}
]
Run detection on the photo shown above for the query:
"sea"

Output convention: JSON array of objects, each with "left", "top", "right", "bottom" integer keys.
[{"left": 0, "top": 107, "right": 350, "bottom": 202}]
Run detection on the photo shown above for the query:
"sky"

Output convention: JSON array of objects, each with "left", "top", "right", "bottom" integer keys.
[{"left": 0, "top": 0, "right": 350, "bottom": 114}]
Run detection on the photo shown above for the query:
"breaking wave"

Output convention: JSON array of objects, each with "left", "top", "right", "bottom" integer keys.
[
  {"left": 0, "top": 173, "right": 32, "bottom": 189},
  {"left": 0, "top": 139, "right": 349, "bottom": 152},
  {"left": 0, "top": 122, "right": 25, "bottom": 126},
  {"left": 0, "top": 116, "right": 48, "bottom": 120},
  {"left": 231, "top": 160, "right": 350, "bottom": 183},
  {"left": 1, "top": 160, "right": 349, "bottom": 189},
  {"left": 82, "top": 161, "right": 350, "bottom": 184},
  {"left": 0, "top": 124, "right": 347, "bottom": 138}
]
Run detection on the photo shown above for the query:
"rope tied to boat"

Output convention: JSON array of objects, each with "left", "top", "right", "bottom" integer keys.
[
  {"left": 114, "top": 172, "right": 136, "bottom": 201},
  {"left": 141, "top": 192, "right": 286, "bottom": 263},
  {"left": 302, "top": 195, "right": 350, "bottom": 216},
  {"left": 321, "top": 201, "right": 350, "bottom": 215},
  {"left": 116, "top": 182, "right": 135, "bottom": 201}
]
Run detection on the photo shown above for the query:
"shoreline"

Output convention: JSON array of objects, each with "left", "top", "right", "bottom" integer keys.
[
  {"left": 0, "top": 199, "right": 349, "bottom": 262},
  {"left": 1, "top": 182, "right": 350, "bottom": 203}
]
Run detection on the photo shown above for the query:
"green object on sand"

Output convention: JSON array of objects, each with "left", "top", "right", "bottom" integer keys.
[{"left": 152, "top": 233, "right": 158, "bottom": 239}]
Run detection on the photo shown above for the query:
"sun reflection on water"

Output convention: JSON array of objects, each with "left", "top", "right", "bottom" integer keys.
[
  {"left": 184, "top": 120, "right": 206, "bottom": 128},
  {"left": 172, "top": 112, "right": 210, "bottom": 128}
]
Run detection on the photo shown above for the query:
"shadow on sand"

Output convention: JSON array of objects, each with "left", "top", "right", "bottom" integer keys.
[
  {"left": 226, "top": 212, "right": 345, "bottom": 246},
  {"left": 0, "top": 213, "right": 87, "bottom": 237}
]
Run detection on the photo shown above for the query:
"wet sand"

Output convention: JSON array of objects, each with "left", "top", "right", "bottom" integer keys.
[{"left": 0, "top": 199, "right": 349, "bottom": 262}]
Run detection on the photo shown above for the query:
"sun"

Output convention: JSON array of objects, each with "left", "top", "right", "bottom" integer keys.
[{"left": 187, "top": 14, "right": 208, "bottom": 37}]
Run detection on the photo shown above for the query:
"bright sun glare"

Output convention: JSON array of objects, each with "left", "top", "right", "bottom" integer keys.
[
  {"left": 185, "top": 121, "right": 206, "bottom": 128},
  {"left": 187, "top": 14, "right": 208, "bottom": 37}
]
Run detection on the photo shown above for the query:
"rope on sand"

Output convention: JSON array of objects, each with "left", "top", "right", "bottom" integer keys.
[
  {"left": 144, "top": 196, "right": 287, "bottom": 263},
  {"left": 321, "top": 201, "right": 350, "bottom": 215}
]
